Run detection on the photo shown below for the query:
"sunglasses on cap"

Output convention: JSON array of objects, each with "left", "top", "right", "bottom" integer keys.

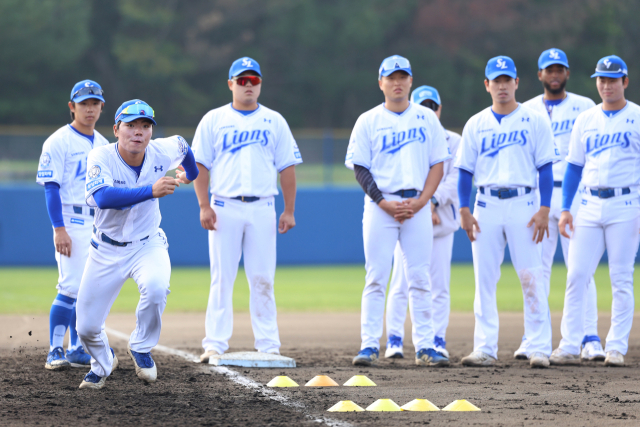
[
  {"left": 115, "top": 103, "right": 155, "bottom": 122},
  {"left": 380, "top": 56, "right": 411, "bottom": 70},
  {"left": 72, "top": 87, "right": 104, "bottom": 99},
  {"left": 232, "top": 76, "right": 262, "bottom": 86},
  {"left": 595, "top": 61, "right": 626, "bottom": 74}
]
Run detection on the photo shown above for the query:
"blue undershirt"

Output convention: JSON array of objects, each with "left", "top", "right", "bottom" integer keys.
[
  {"left": 232, "top": 104, "right": 259, "bottom": 116},
  {"left": 44, "top": 182, "right": 64, "bottom": 228},
  {"left": 543, "top": 98, "right": 563, "bottom": 116},
  {"left": 603, "top": 109, "right": 621, "bottom": 117},
  {"left": 93, "top": 145, "right": 199, "bottom": 210},
  {"left": 491, "top": 109, "right": 507, "bottom": 124},
  {"left": 562, "top": 162, "right": 584, "bottom": 211},
  {"left": 69, "top": 125, "right": 94, "bottom": 144},
  {"left": 458, "top": 169, "right": 474, "bottom": 208}
]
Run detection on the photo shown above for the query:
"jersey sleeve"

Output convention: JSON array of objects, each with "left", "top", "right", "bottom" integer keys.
[
  {"left": 345, "top": 114, "right": 371, "bottom": 170},
  {"left": 428, "top": 121, "right": 451, "bottom": 166},
  {"left": 36, "top": 135, "right": 66, "bottom": 186},
  {"left": 85, "top": 148, "right": 114, "bottom": 207},
  {"left": 454, "top": 119, "right": 479, "bottom": 173},
  {"left": 565, "top": 113, "right": 587, "bottom": 167},
  {"left": 191, "top": 112, "right": 215, "bottom": 170},
  {"left": 433, "top": 132, "right": 461, "bottom": 207},
  {"left": 533, "top": 114, "right": 561, "bottom": 167},
  {"left": 274, "top": 115, "right": 303, "bottom": 172},
  {"left": 154, "top": 135, "right": 189, "bottom": 170}
]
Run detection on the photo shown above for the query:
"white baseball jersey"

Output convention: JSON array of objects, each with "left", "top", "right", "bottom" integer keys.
[
  {"left": 36, "top": 125, "right": 110, "bottom": 205},
  {"left": 191, "top": 104, "right": 302, "bottom": 197},
  {"left": 566, "top": 101, "right": 640, "bottom": 189},
  {"left": 523, "top": 93, "right": 596, "bottom": 181},
  {"left": 455, "top": 104, "right": 559, "bottom": 188},
  {"left": 345, "top": 103, "right": 450, "bottom": 192},
  {"left": 84, "top": 136, "right": 189, "bottom": 242},
  {"left": 433, "top": 130, "right": 461, "bottom": 237}
]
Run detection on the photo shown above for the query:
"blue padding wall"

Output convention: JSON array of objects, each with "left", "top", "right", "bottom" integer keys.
[{"left": 0, "top": 186, "right": 601, "bottom": 266}]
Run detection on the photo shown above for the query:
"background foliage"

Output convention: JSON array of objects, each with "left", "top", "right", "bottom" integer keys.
[{"left": 1, "top": 0, "right": 639, "bottom": 129}]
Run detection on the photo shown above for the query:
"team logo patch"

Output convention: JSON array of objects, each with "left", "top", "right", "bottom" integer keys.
[
  {"left": 177, "top": 136, "right": 189, "bottom": 155},
  {"left": 154, "top": 166, "right": 163, "bottom": 172},
  {"left": 86, "top": 179, "right": 104, "bottom": 191},
  {"left": 40, "top": 152, "right": 51, "bottom": 167},
  {"left": 214, "top": 200, "right": 225, "bottom": 207},
  {"left": 70, "top": 218, "right": 84, "bottom": 225},
  {"left": 88, "top": 165, "right": 101, "bottom": 179},
  {"left": 477, "top": 200, "right": 486, "bottom": 208},
  {"left": 37, "top": 170, "right": 53, "bottom": 178},
  {"left": 419, "top": 90, "right": 431, "bottom": 98}
]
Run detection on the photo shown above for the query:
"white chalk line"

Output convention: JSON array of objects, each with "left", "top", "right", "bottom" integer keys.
[{"left": 105, "top": 327, "right": 353, "bottom": 427}]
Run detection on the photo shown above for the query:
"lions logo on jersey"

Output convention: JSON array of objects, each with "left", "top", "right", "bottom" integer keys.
[
  {"left": 88, "top": 165, "right": 101, "bottom": 179},
  {"left": 40, "top": 152, "right": 51, "bottom": 167}
]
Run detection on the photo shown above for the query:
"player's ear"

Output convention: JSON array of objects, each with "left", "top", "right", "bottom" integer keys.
[
  {"left": 537, "top": 70, "right": 543, "bottom": 82},
  {"left": 378, "top": 79, "right": 383, "bottom": 91},
  {"left": 514, "top": 77, "right": 519, "bottom": 90},
  {"left": 228, "top": 80, "right": 234, "bottom": 91},
  {"left": 484, "top": 79, "right": 490, "bottom": 93},
  {"left": 113, "top": 122, "right": 119, "bottom": 138},
  {"left": 565, "top": 68, "right": 570, "bottom": 80},
  {"left": 623, "top": 76, "right": 629, "bottom": 89},
  {"left": 68, "top": 101, "right": 75, "bottom": 112}
]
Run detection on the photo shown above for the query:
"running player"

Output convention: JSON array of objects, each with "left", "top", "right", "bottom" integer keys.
[
  {"left": 385, "top": 85, "right": 460, "bottom": 359},
  {"left": 550, "top": 55, "right": 640, "bottom": 367},
  {"left": 76, "top": 99, "right": 199, "bottom": 389},
  {"left": 36, "top": 80, "right": 109, "bottom": 370},
  {"left": 192, "top": 57, "right": 302, "bottom": 362},
  {"left": 346, "top": 56, "right": 451, "bottom": 367},
  {"left": 517, "top": 48, "right": 604, "bottom": 361},
  {"left": 456, "top": 56, "right": 559, "bottom": 368}
]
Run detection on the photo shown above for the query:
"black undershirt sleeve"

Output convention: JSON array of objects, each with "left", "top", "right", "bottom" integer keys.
[{"left": 354, "top": 164, "right": 384, "bottom": 204}]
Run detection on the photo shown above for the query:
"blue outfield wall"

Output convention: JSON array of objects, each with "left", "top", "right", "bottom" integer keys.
[{"left": 0, "top": 185, "right": 591, "bottom": 266}]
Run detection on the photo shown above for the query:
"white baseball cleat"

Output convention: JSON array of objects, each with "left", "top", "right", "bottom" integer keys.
[
  {"left": 200, "top": 350, "right": 220, "bottom": 363},
  {"left": 529, "top": 352, "right": 550, "bottom": 368},
  {"left": 128, "top": 345, "right": 157, "bottom": 382},
  {"left": 549, "top": 348, "right": 581, "bottom": 365},
  {"left": 581, "top": 341, "right": 606, "bottom": 361},
  {"left": 79, "top": 350, "right": 118, "bottom": 390},
  {"left": 604, "top": 350, "right": 624, "bottom": 367},
  {"left": 461, "top": 351, "right": 496, "bottom": 367},
  {"left": 384, "top": 335, "right": 404, "bottom": 359},
  {"left": 435, "top": 346, "right": 450, "bottom": 359}
]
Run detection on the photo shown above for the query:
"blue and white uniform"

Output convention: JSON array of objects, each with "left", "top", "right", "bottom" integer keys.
[
  {"left": 193, "top": 94, "right": 302, "bottom": 355},
  {"left": 346, "top": 101, "right": 450, "bottom": 353}
]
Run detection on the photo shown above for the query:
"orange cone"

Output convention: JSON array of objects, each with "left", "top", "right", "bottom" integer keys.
[{"left": 305, "top": 375, "right": 339, "bottom": 387}]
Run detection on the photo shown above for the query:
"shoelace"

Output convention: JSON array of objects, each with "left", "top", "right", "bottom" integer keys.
[
  {"left": 388, "top": 336, "right": 402, "bottom": 347},
  {"left": 84, "top": 371, "right": 102, "bottom": 383},
  {"left": 358, "top": 347, "right": 377, "bottom": 357},
  {"left": 51, "top": 347, "right": 65, "bottom": 359},
  {"left": 434, "top": 336, "right": 446, "bottom": 348},
  {"left": 132, "top": 350, "right": 154, "bottom": 368}
]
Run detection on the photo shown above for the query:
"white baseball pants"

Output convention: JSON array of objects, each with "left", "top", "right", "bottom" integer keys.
[
  {"left": 76, "top": 229, "right": 171, "bottom": 378},
  {"left": 559, "top": 192, "right": 640, "bottom": 355},
  {"left": 53, "top": 212, "right": 93, "bottom": 298},
  {"left": 471, "top": 190, "right": 552, "bottom": 359},
  {"left": 202, "top": 196, "right": 280, "bottom": 354},
  {"left": 360, "top": 194, "right": 435, "bottom": 352},
  {"left": 386, "top": 232, "right": 455, "bottom": 341}
]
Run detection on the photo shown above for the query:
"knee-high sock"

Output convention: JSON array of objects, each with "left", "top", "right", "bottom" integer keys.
[
  {"left": 49, "top": 294, "right": 75, "bottom": 351},
  {"left": 68, "top": 304, "right": 80, "bottom": 351}
]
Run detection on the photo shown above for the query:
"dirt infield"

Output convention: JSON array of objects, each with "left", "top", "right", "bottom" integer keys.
[{"left": 2, "top": 312, "right": 640, "bottom": 426}]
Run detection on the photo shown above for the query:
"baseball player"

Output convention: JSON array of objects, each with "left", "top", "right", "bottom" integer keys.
[
  {"left": 345, "top": 56, "right": 451, "bottom": 367},
  {"left": 551, "top": 55, "right": 640, "bottom": 367},
  {"left": 76, "top": 99, "right": 199, "bottom": 389},
  {"left": 517, "top": 48, "right": 603, "bottom": 361},
  {"left": 192, "top": 57, "right": 302, "bottom": 362},
  {"left": 385, "top": 85, "right": 461, "bottom": 359},
  {"left": 456, "top": 56, "right": 559, "bottom": 368},
  {"left": 36, "top": 80, "right": 109, "bottom": 370}
]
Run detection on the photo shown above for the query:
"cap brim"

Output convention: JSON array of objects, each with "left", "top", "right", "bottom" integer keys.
[
  {"left": 230, "top": 68, "right": 262, "bottom": 78},
  {"left": 73, "top": 95, "right": 105, "bottom": 103},
  {"left": 591, "top": 72, "right": 626, "bottom": 78},
  {"left": 486, "top": 71, "right": 517, "bottom": 80},
  {"left": 119, "top": 115, "right": 157, "bottom": 126},
  {"left": 539, "top": 60, "right": 569, "bottom": 69},
  {"left": 379, "top": 68, "right": 412, "bottom": 79},
  {"left": 413, "top": 96, "right": 439, "bottom": 105}
]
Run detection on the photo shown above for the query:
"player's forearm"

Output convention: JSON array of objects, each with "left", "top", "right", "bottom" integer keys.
[
  {"left": 419, "top": 162, "right": 444, "bottom": 205},
  {"left": 280, "top": 165, "right": 297, "bottom": 214},
  {"left": 193, "top": 163, "right": 211, "bottom": 209},
  {"left": 457, "top": 169, "right": 474, "bottom": 209},
  {"left": 181, "top": 146, "right": 199, "bottom": 181},
  {"left": 561, "top": 162, "right": 583, "bottom": 211}
]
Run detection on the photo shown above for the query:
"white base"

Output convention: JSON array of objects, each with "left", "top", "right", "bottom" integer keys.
[{"left": 208, "top": 351, "right": 297, "bottom": 368}]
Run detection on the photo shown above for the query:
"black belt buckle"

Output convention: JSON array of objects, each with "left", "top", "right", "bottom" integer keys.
[{"left": 234, "top": 196, "right": 259, "bottom": 203}]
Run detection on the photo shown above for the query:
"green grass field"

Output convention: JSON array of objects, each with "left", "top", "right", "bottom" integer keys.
[{"left": 0, "top": 264, "right": 634, "bottom": 315}]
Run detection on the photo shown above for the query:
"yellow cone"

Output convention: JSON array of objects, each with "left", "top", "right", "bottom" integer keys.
[
  {"left": 401, "top": 399, "right": 440, "bottom": 411},
  {"left": 343, "top": 375, "right": 376, "bottom": 386},
  {"left": 442, "top": 399, "right": 481, "bottom": 411},
  {"left": 305, "top": 375, "right": 339, "bottom": 387},
  {"left": 327, "top": 400, "right": 365, "bottom": 412},
  {"left": 366, "top": 399, "right": 402, "bottom": 411},
  {"left": 266, "top": 376, "right": 299, "bottom": 387}
]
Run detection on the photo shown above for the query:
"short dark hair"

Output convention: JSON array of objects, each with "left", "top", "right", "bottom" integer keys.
[{"left": 70, "top": 102, "right": 75, "bottom": 121}]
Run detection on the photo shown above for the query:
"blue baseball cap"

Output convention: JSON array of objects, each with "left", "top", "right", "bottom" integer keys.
[
  {"left": 229, "top": 57, "right": 262, "bottom": 79},
  {"left": 411, "top": 85, "right": 441, "bottom": 105},
  {"left": 591, "top": 55, "right": 628, "bottom": 79},
  {"left": 379, "top": 55, "right": 412, "bottom": 80},
  {"left": 485, "top": 56, "right": 517, "bottom": 80},
  {"left": 70, "top": 80, "right": 105, "bottom": 102},
  {"left": 538, "top": 48, "right": 569, "bottom": 70},
  {"left": 114, "top": 99, "right": 157, "bottom": 126}
]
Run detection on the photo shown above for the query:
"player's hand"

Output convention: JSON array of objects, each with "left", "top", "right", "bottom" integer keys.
[
  {"left": 278, "top": 211, "right": 296, "bottom": 234},
  {"left": 152, "top": 176, "right": 180, "bottom": 198},
  {"left": 558, "top": 210, "right": 574, "bottom": 239},
  {"left": 175, "top": 165, "right": 192, "bottom": 185},
  {"left": 432, "top": 210, "right": 441, "bottom": 226},
  {"left": 379, "top": 200, "right": 413, "bottom": 223},
  {"left": 200, "top": 205, "right": 217, "bottom": 231},
  {"left": 460, "top": 207, "right": 480, "bottom": 242},
  {"left": 401, "top": 198, "right": 426, "bottom": 216},
  {"left": 528, "top": 206, "right": 550, "bottom": 243},
  {"left": 54, "top": 227, "right": 72, "bottom": 257}
]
